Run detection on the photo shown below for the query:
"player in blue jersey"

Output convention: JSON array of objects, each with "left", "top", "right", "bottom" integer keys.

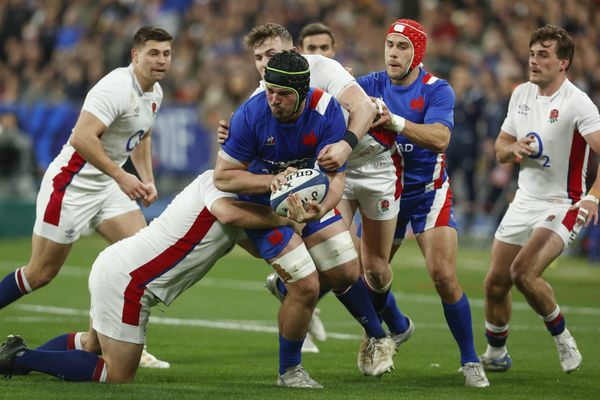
[
  {"left": 357, "top": 19, "right": 489, "bottom": 388},
  {"left": 214, "top": 51, "right": 395, "bottom": 388}
]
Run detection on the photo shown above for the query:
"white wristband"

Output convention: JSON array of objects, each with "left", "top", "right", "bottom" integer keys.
[
  {"left": 391, "top": 114, "right": 406, "bottom": 133},
  {"left": 582, "top": 194, "right": 600, "bottom": 206}
]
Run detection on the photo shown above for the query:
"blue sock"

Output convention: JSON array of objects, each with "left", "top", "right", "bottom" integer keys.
[
  {"left": 364, "top": 278, "right": 389, "bottom": 314},
  {"left": 333, "top": 278, "right": 386, "bottom": 338},
  {"left": 485, "top": 328, "right": 508, "bottom": 347},
  {"left": 443, "top": 293, "right": 478, "bottom": 365},
  {"left": 381, "top": 291, "right": 409, "bottom": 334},
  {"left": 0, "top": 270, "right": 27, "bottom": 309},
  {"left": 279, "top": 335, "right": 303, "bottom": 375},
  {"left": 544, "top": 314, "right": 566, "bottom": 336},
  {"left": 15, "top": 349, "right": 106, "bottom": 381},
  {"left": 36, "top": 333, "right": 79, "bottom": 351}
]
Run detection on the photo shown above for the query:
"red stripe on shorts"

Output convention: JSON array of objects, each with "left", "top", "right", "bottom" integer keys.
[
  {"left": 121, "top": 208, "right": 217, "bottom": 326},
  {"left": 434, "top": 185, "right": 453, "bottom": 227},
  {"left": 43, "top": 152, "right": 87, "bottom": 226}
]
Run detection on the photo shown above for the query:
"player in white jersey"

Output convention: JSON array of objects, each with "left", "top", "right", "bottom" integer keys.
[
  {"left": 0, "top": 26, "right": 172, "bottom": 368},
  {"left": 480, "top": 25, "right": 600, "bottom": 374},
  {"left": 0, "top": 170, "right": 302, "bottom": 383}
]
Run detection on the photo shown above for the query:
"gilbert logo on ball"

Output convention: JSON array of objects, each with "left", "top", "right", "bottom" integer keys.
[{"left": 270, "top": 168, "right": 329, "bottom": 216}]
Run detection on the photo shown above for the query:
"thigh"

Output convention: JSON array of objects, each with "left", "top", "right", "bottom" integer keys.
[
  {"left": 89, "top": 251, "right": 156, "bottom": 345},
  {"left": 487, "top": 238, "right": 521, "bottom": 285},
  {"left": 513, "top": 227, "right": 564, "bottom": 277},
  {"left": 95, "top": 183, "right": 144, "bottom": 243},
  {"left": 34, "top": 172, "right": 107, "bottom": 244},
  {"left": 97, "top": 331, "right": 143, "bottom": 383},
  {"left": 416, "top": 226, "right": 457, "bottom": 278},
  {"left": 96, "top": 209, "right": 147, "bottom": 244},
  {"left": 360, "top": 214, "right": 396, "bottom": 266}
]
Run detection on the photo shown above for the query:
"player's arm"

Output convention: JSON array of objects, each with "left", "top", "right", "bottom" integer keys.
[
  {"left": 495, "top": 130, "right": 534, "bottom": 164},
  {"left": 211, "top": 198, "right": 299, "bottom": 230},
  {"left": 130, "top": 129, "right": 157, "bottom": 207},
  {"left": 69, "top": 110, "right": 150, "bottom": 201},
  {"left": 571, "top": 129, "right": 600, "bottom": 227},
  {"left": 371, "top": 98, "right": 450, "bottom": 152},
  {"left": 213, "top": 154, "right": 273, "bottom": 194},
  {"left": 317, "top": 84, "right": 377, "bottom": 170}
]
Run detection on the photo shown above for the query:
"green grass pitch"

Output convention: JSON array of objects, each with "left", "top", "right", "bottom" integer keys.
[{"left": 0, "top": 234, "right": 599, "bottom": 399}]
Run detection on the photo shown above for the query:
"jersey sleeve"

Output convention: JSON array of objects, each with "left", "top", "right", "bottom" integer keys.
[
  {"left": 317, "top": 100, "right": 347, "bottom": 172},
  {"left": 356, "top": 73, "right": 377, "bottom": 97},
  {"left": 500, "top": 86, "right": 520, "bottom": 137},
  {"left": 575, "top": 94, "right": 600, "bottom": 136},
  {"left": 220, "top": 104, "right": 258, "bottom": 164},
  {"left": 308, "top": 55, "right": 356, "bottom": 100},
  {"left": 424, "top": 82, "right": 455, "bottom": 132},
  {"left": 82, "top": 72, "right": 129, "bottom": 128}
]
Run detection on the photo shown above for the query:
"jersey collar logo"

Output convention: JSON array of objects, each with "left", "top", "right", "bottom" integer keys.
[{"left": 266, "top": 136, "right": 276, "bottom": 146}]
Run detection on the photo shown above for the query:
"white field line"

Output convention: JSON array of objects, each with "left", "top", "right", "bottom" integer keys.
[
  {"left": 5, "top": 304, "right": 600, "bottom": 335},
  {"left": 1, "top": 261, "right": 599, "bottom": 317}
]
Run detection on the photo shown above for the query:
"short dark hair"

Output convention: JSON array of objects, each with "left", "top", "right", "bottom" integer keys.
[
  {"left": 529, "top": 24, "right": 574, "bottom": 70},
  {"left": 244, "top": 23, "right": 293, "bottom": 49},
  {"left": 298, "top": 22, "right": 335, "bottom": 48},
  {"left": 133, "top": 26, "right": 173, "bottom": 48}
]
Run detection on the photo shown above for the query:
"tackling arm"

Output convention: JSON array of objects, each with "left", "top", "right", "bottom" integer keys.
[
  {"left": 211, "top": 198, "right": 294, "bottom": 229},
  {"left": 213, "top": 154, "right": 273, "bottom": 194}
]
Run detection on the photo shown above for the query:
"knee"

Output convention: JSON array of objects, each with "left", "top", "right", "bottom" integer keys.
[
  {"left": 509, "top": 262, "right": 532, "bottom": 291},
  {"left": 430, "top": 269, "right": 460, "bottom": 299},
  {"left": 484, "top": 272, "right": 511, "bottom": 300},
  {"left": 363, "top": 265, "right": 392, "bottom": 290},
  {"left": 288, "top": 276, "right": 320, "bottom": 306},
  {"left": 328, "top": 259, "right": 360, "bottom": 289}
]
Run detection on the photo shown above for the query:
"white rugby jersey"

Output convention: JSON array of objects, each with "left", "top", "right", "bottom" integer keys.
[
  {"left": 52, "top": 64, "right": 163, "bottom": 190},
  {"left": 97, "top": 170, "right": 241, "bottom": 308},
  {"left": 502, "top": 79, "right": 600, "bottom": 202},
  {"left": 251, "top": 54, "right": 356, "bottom": 100}
]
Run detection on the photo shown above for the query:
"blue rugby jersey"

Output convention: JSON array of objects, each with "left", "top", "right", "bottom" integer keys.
[
  {"left": 357, "top": 68, "right": 455, "bottom": 196},
  {"left": 221, "top": 87, "right": 347, "bottom": 204}
]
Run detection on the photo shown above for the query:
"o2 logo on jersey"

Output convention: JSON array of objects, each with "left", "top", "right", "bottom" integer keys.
[
  {"left": 525, "top": 131, "right": 550, "bottom": 167},
  {"left": 126, "top": 129, "right": 145, "bottom": 151}
]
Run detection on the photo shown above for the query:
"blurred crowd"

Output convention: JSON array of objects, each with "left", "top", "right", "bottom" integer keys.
[{"left": 1, "top": 0, "right": 600, "bottom": 246}]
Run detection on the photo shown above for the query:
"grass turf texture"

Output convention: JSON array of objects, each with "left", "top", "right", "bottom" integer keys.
[{"left": 0, "top": 234, "right": 599, "bottom": 399}]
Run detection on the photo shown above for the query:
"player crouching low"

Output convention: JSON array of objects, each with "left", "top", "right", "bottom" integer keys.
[{"left": 0, "top": 171, "right": 304, "bottom": 383}]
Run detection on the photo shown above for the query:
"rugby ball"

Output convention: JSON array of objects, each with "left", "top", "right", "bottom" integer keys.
[{"left": 270, "top": 168, "right": 329, "bottom": 217}]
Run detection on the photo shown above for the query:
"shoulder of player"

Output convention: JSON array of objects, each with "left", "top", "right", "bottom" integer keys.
[{"left": 305, "top": 87, "right": 339, "bottom": 116}]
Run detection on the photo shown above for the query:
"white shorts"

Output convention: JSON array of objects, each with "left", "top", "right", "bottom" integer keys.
[
  {"left": 89, "top": 249, "right": 158, "bottom": 344},
  {"left": 34, "top": 166, "right": 138, "bottom": 244},
  {"left": 495, "top": 193, "right": 580, "bottom": 248},
  {"left": 343, "top": 151, "right": 401, "bottom": 220}
]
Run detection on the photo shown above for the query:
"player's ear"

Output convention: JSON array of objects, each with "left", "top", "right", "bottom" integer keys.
[{"left": 131, "top": 47, "right": 138, "bottom": 63}]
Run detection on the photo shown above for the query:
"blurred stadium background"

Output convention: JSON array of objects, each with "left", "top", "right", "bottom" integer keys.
[{"left": 2, "top": 0, "right": 600, "bottom": 258}]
